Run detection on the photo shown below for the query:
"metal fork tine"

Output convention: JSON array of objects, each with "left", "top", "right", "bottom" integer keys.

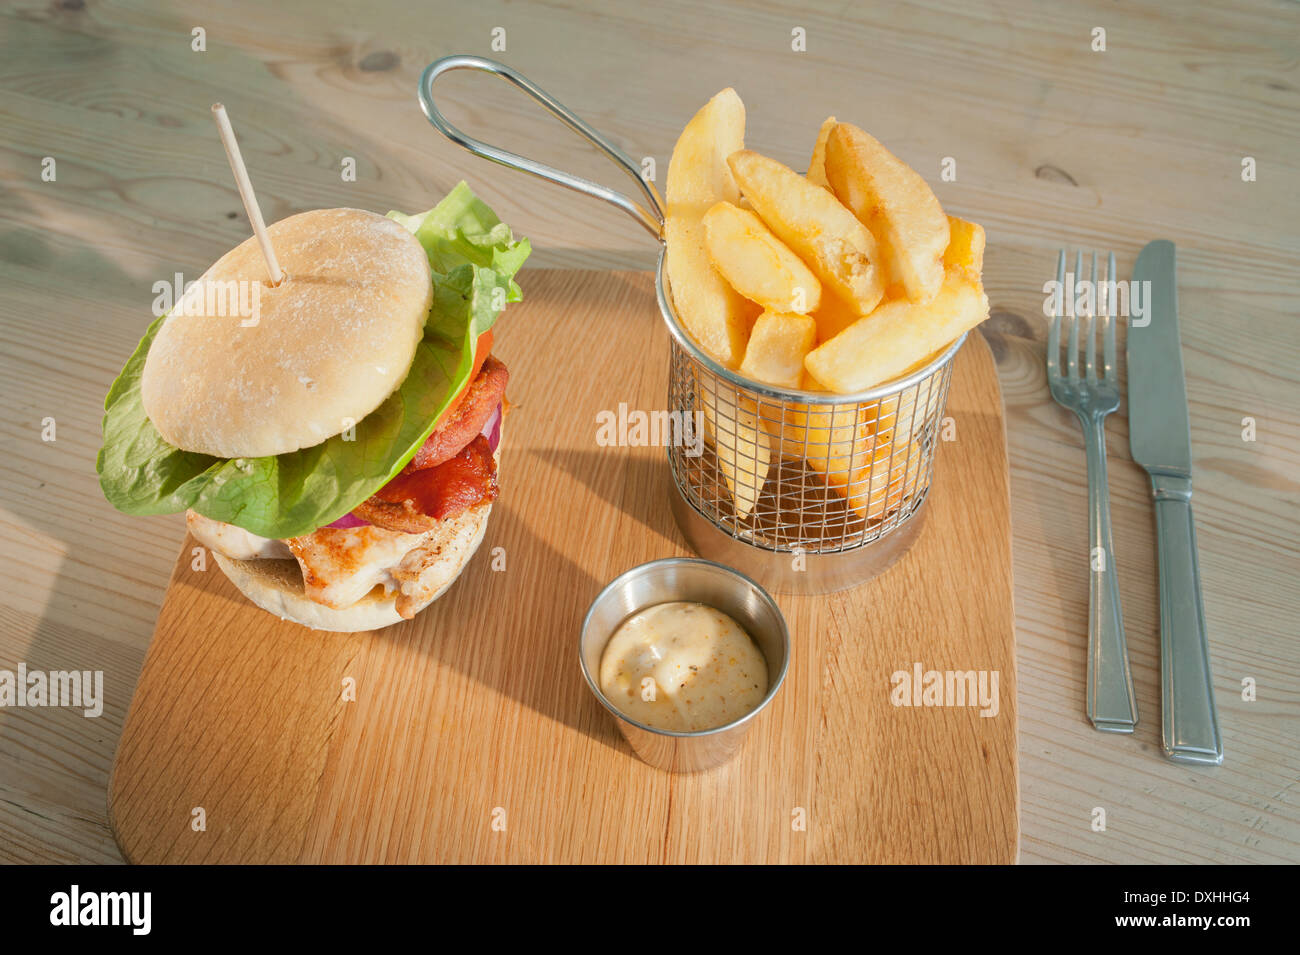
[
  {"left": 1067, "top": 251, "right": 1082, "bottom": 380},
  {"left": 1104, "top": 250, "right": 1118, "bottom": 380},
  {"left": 1085, "top": 250, "right": 1098, "bottom": 381},
  {"left": 1047, "top": 249, "right": 1064, "bottom": 378}
]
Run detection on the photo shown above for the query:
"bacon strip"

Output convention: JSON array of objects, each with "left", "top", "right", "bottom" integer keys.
[
  {"left": 405, "top": 356, "right": 508, "bottom": 474},
  {"left": 354, "top": 435, "right": 497, "bottom": 533}
]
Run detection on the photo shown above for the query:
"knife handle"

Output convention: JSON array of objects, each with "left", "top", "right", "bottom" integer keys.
[{"left": 1151, "top": 473, "right": 1223, "bottom": 765}]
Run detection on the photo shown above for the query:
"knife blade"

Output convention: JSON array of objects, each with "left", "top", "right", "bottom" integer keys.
[
  {"left": 1128, "top": 240, "right": 1223, "bottom": 765},
  {"left": 1128, "top": 241, "right": 1192, "bottom": 474}
]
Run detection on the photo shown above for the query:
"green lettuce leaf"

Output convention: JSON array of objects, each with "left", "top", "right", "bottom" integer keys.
[
  {"left": 96, "top": 182, "right": 529, "bottom": 539},
  {"left": 390, "top": 181, "right": 531, "bottom": 298}
]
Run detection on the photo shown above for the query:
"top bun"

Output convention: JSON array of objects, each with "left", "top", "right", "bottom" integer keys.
[{"left": 141, "top": 208, "right": 432, "bottom": 458}]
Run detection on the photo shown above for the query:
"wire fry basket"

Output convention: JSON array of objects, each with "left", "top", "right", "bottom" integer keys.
[
  {"left": 657, "top": 253, "right": 966, "bottom": 592},
  {"left": 420, "top": 55, "right": 968, "bottom": 593}
]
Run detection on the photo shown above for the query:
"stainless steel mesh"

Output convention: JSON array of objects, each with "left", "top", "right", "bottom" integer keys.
[{"left": 666, "top": 336, "right": 959, "bottom": 556}]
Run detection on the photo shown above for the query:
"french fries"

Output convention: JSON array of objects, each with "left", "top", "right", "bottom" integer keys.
[
  {"left": 761, "top": 393, "right": 926, "bottom": 521},
  {"left": 837, "top": 439, "right": 925, "bottom": 521},
  {"left": 944, "top": 215, "right": 986, "bottom": 275},
  {"left": 727, "top": 150, "right": 886, "bottom": 318},
  {"left": 664, "top": 88, "right": 756, "bottom": 369},
  {"left": 825, "top": 122, "right": 949, "bottom": 303},
  {"left": 700, "top": 387, "right": 771, "bottom": 520},
  {"left": 864, "top": 386, "right": 941, "bottom": 450},
  {"left": 665, "top": 213, "right": 756, "bottom": 368},
  {"left": 805, "top": 267, "right": 989, "bottom": 393},
  {"left": 737, "top": 311, "right": 817, "bottom": 390},
  {"left": 661, "top": 91, "right": 990, "bottom": 529},
  {"left": 666, "top": 88, "right": 745, "bottom": 209},
  {"left": 810, "top": 292, "right": 861, "bottom": 343},
  {"left": 789, "top": 403, "right": 872, "bottom": 477},
  {"left": 777, "top": 404, "right": 922, "bottom": 521},
  {"left": 704, "top": 203, "right": 821, "bottom": 314},
  {"left": 806, "top": 116, "right": 836, "bottom": 188}
]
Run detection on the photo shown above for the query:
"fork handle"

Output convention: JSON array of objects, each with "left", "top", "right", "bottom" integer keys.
[
  {"left": 1150, "top": 473, "right": 1223, "bottom": 764},
  {"left": 1082, "top": 416, "right": 1139, "bottom": 732}
]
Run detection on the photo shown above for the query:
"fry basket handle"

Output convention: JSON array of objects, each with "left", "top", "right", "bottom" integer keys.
[{"left": 418, "top": 55, "right": 665, "bottom": 239}]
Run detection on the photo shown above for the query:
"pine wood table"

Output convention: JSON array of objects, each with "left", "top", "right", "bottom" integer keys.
[{"left": 0, "top": 0, "right": 1295, "bottom": 863}]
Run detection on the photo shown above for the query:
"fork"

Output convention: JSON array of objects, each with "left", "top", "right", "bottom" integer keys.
[{"left": 1047, "top": 250, "right": 1139, "bottom": 734}]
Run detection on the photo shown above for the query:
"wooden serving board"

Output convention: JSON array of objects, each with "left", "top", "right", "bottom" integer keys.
[{"left": 108, "top": 269, "right": 1017, "bottom": 864}]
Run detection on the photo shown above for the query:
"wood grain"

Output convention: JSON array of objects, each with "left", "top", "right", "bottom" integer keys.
[
  {"left": 107, "top": 271, "right": 1017, "bottom": 864},
  {"left": 1, "top": 0, "right": 1296, "bottom": 865}
]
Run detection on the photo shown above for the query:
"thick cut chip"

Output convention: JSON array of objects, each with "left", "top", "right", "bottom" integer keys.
[
  {"left": 665, "top": 89, "right": 755, "bottom": 367},
  {"left": 667, "top": 88, "right": 746, "bottom": 209},
  {"left": 806, "top": 116, "right": 837, "bottom": 188},
  {"left": 837, "top": 439, "right": 925, "bottom": 521},
  {"left": 700, "top": 387, "right": 771, "bottom": 520},
  {"left": 788, "top": 402, "right": 873, "bottom": 476},
  {"left": 862, "top": 384, "right": 943, "bottom": 451},
  {"left": 825, "top": 123, "right": 949, "bottom": 303},
  {"left": 768, "top": 402, "right": 921, "bottom": 521},
  {"left": 943, "top": 215, "right": 986, "bottom": 275},
  {"left": 737, "top": 311, "right": 817, "bottom": 389},
  {"left": 728, "top": 149, "right": 885, "bottom": 317},
  {"left": 704, "top": 202, "right": 822, "bottom": 314},
  {"left": 665, "top": 211, "right": 756, "bottom": 368},
  {"left": 755, "top": 368, "right": 828, "bottom": 457},
  {"left": 810, "top": 291, "right": 862, "bottom": 343},
  {"left": 805, "top": 267, "right": 989, "bottom": 392},
  {"left": 756, "top": 391, "right": 924, "bottom": 522}
]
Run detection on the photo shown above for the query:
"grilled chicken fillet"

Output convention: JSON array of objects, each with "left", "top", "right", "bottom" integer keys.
[{"left": 185, "top": 356, "right": 508, "bottom": 617}]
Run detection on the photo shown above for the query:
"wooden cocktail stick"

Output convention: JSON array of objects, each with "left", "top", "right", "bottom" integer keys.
[{"left": 211, "top": 103, "right": 284, "bottom": 286}]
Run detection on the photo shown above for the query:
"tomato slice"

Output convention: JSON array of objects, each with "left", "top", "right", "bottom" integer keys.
[{"left": 428, "top": 329, "right": 493, "bottom": 433}]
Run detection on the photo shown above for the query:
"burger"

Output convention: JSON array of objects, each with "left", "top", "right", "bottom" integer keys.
[{"left": 97, "top": 183, "right": 529, "bottom": 631}]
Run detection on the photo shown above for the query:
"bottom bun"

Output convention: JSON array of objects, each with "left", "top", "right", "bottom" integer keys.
[{"left": 212, "top": 501, "right": 492, "bottom": 632}]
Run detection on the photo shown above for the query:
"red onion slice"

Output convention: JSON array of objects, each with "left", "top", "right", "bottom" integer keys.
[
  {"left": 481, "top": 402, "right": 502, "bottom": 452},
  {"left": 326, "top": 512, "right": 370, "bottom": 529}
]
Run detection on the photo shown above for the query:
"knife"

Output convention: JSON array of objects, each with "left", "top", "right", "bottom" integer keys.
[{"left": 1128, "top": 240, "right": 1223, "bottom": 765}]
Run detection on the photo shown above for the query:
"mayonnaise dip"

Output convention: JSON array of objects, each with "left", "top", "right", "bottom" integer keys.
[{"left": 598, "top": 601, "right": 768, "bottom": 732}]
